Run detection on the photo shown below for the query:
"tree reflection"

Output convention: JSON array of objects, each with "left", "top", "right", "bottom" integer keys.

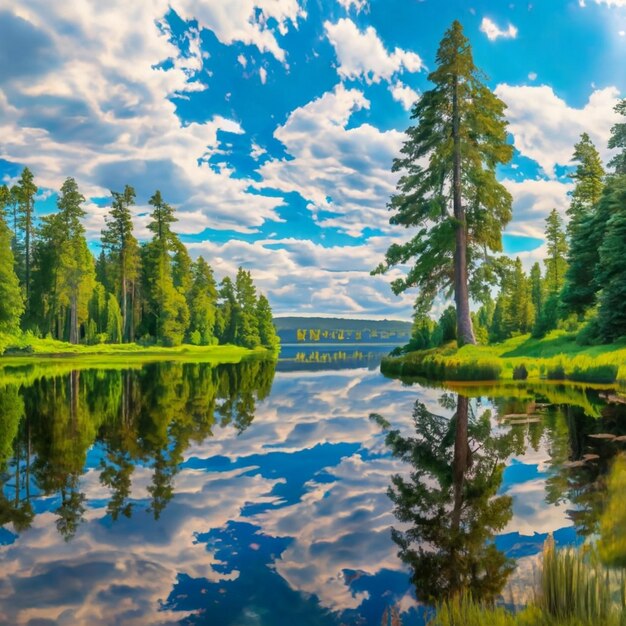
[
  {"left": 0, "top": 358, "right": 276, "bottom": 538},
  {"left": 374, "top": 393, "right": 515, "bottom": 604}
]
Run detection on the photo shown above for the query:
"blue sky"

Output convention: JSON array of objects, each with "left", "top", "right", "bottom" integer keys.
[{"left": 1, "top": 0, "right": 624, "bottom": 319}]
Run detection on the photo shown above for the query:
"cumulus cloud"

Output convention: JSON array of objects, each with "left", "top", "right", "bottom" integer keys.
[
  {"left": 480, "top": 17, "right": 518, "bottom": 40},
  {"left": 186, "top": 236, "right": 416, "bottom": 318},
  {"left": 496, "top": 85, "right": 622, "bottom": 176},
  {"left": 390, "top": 80, "right": 419, "bottom": 111},
  {"left": 172, "top": 0, "right": 306, "bottom": 62},
  {"left": 0, "top": 2, "right": 286, "bottom": 233},
  {"left": 324, "top": 18, "right": 423, "bottom": 84},
  {"left": 258, "top": 83, "right": 406, "bottom": 237}
]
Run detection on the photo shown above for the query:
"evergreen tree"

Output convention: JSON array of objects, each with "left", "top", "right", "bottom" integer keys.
[
  {"left": 101, "top": 185, "right": 139, "bottom": 342},
  {"left": 95, "top": 250, "right": 111, "bottom": 293},
  {"left": 146, "top": 190, "right": 176, "bottom": 243},
  {"left": 567, "top": 133, "right": 605, "bottom": 232},
  {"left": 234, "top": 268, "right": 260, "bottom": 349},
  {"left": 256, "top": 294, "right": 279, "bottom": 350},
  {"left": 562, "top": 99, "right": 625, "bottom": 319},
  {"left": 188, "top": 257, "right": 218, "bottom": 345},
  {"left": 216, "top": 277, "right": 237, "bottom": 344},
  {"left": 88, "top": 283, "right": 108, "bottom": 337},
  {"left": 171, "top": 237, "right": 193, "bottom": 297},
  {"left": 543, "top": 209, "right": 567, "bottom": 297},
  {"left": 508, "top": 258, "right": 534, "bottom": 335},
  {"left": 106, "top": 293, "right": 123, "bottom": 343},
  {"left": 608, "top": 99, "right": 626, "bottom": 176},
  {"left": 530, "top": 262, "right": 543, "bottom": 323},
  {"left": 596, "top": 177, "right": 626, "bottom": 341},
  {"left": 15, "top": 167, "right": 38, "bottom": 318},
  {"left": 142, "top": 192, "right": 189, "bottom": 346},
  {"left": 374, "top": 21, "right": 513, "bottom": 345},
  {"left": 0, "top": 207, "right": 24, "bottom": 333},
  {"left": 55, "top": 178, "right": 96, "bottom": 343}
]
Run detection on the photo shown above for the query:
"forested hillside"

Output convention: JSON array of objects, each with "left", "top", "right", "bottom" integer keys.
[{"left": 274, "top": 316, "right": 412, "bottom": 344}]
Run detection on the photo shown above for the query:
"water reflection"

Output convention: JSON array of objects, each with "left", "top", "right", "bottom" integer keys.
[
  {"left": 374, "top": 394, "right": 515, "bottom": 604},
  {"left": 0, "top": 359, "right": 276, "bottom": 537},
  {"left": 1, "top": 357, "right": 626, "bottom": 625}
]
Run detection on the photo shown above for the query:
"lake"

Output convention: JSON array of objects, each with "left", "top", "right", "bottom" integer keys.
[{"left": 1, "top": 348, "right": 626, "bottom": 625}]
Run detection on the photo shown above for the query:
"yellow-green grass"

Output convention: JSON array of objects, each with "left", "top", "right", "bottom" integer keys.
[
  {"left": 0, "top": 331, "right": 275, "bottom": 367},
  {"left": 381, "top": 330, "right": 626, "bottom": 385}
]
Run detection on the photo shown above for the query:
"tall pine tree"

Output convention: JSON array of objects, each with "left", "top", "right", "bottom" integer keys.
[
  {"left": 101, "top": 185, "right": 139, "bottom": 342},
  {"left": 0, "top": 198, "right": 24, "bottom": 332},
  {"left": 374, "top": 20, "right": 513, "bottom": 345}
]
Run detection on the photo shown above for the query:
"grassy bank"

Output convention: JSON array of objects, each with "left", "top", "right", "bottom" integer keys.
[
  {"left": 381, "top": 330, "right": 626, "bottom": 385},
  {"left": 0, "top": 331, "right": 276, "bottom": 364}
]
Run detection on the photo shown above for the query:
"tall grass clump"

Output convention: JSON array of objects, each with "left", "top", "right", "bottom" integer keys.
[{"left": 538, "top": 536, "right": 626, "bottom": 625}]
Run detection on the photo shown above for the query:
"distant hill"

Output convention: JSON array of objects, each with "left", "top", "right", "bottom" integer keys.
[{"left": 273, "top": 316, "right": 412, "bottom": 344}]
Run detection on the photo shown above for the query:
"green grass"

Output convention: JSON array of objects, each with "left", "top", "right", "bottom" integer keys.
[
  {"left": 381, "top": 330, "right": 626, "bottom": 385},
  {"left": 0, "top": 331, "right": 275, "bottom": 365}
]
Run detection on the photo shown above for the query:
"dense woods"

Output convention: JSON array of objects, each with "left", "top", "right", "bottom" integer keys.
[{"left": 0, "top": 177, "right": 279, "bottom": 350}]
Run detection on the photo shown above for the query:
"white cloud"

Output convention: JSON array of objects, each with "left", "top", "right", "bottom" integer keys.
[
  {"left": 389, "top": 80, "right": 419, "bottom": 111},
  {"left": 172, "top": 0, "right": 307, "bottom": 62},
  {"left": 0, "top": 3, "right": 286, "bottom": 234},
  {"left": 528, "top": 71, "right": 537, "bottom": 81},
  {"left": 257, "top": 84, "right": 407, "bottom": 239},
  {"left": 495, "top": 85, "right": 622, "bottom": 176},
  {"left": 337, "top": 0, "right": 368, "bottom": 11},
  {"left": 259, "top": 66, "right": 267, "bottom": 84},
  {"left": 324, "top": 18, "right": 423, "bottom": 84},
  {"left": 480, "top": 17, "right": 518, "bottom": 41},
  {"left": 186, "top": 236, "right": 416, "bottom": 318},
  {"left": 503, "top": 178, "right": 573, "bottom": 237}
]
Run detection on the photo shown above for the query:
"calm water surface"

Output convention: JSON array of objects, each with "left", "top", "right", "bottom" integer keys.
[{"left": 1, "top": 348, "right": 626, "bottom": 625}]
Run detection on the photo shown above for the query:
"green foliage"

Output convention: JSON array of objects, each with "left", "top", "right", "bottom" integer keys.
[
  {"left": 234, "top": 267, "right": 260, "bottom": 349},
  {"left": 256, "top": 294, "right": 279, "bottom": 350},
  {"left": 596, "top": 176, "right": 626, "bottom": 342},
  {"left": 0, "top": 209, "right": 24, "bottom": 333},
  {"left": 437, "top": 306, "right": 457, "bottom": 345},
  {"left": 101, "top": 185, "right": 140, "bottom": 342},
  {"left": 567, "top": 133, "right": 605, "bottom": 230},
  {"left": 374, "top": 20, "right": 513, "bottom": 345},
  {"left": 106, "top": 293, "right": 123, "bottom": 343},
  {"left": 513, "top": 364, "right": 528, "bottom": 380},
  {"left": 187, "top": 257, "right": 218, "bottom": 345},
  {"left": 544, "top": 209, "right": 568, "bottom": 297}
]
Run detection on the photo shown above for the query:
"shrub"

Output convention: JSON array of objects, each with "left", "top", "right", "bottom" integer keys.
[
  {"left": 547, "top": 364, "right": 566, "bottom": 380},
  {"left": 513, "top": 364, "right": 528, "bottom": 380},
  {"left": 568, "top": 364, "right": 618, "bottom": 384}
]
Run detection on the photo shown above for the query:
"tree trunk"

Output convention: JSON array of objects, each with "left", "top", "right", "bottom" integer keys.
[
  {"left": 25, "top": 210, "right": 30, "bottom": 316},
  {"left": 121, "top": 269, "right": 127, "bottom": 344},
  {"left": 69, "top": 293, "right": 78, "bottom": 344},
  {"left": 452, "top": 74, "right": 476, "bottom": 346}
]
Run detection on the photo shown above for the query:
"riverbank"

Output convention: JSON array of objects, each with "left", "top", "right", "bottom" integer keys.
[
  {"left": 381, "top": 330, "right": 626, "bottom": 385},
  {"left": 0, "top": 331, "right": 276, "bottom": 364}
]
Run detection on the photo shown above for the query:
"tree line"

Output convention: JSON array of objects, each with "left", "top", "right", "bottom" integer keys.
[
  {"left": 0, "top": 177, "right": 279, "bottom": 349},
  {"left": 375, "top": 19, "right": 626, "bottom": 348}
]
